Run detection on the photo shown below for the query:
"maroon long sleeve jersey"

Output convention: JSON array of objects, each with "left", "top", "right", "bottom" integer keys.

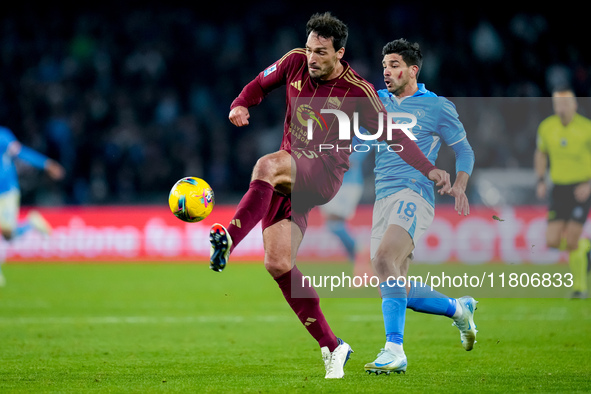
[{"left": 230, "top": 48, "right": 437, "bottom": 177}]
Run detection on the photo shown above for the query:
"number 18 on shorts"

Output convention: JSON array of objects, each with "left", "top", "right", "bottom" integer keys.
[{"left": 370, "top": 188, "right": 434, "bottom": 259}]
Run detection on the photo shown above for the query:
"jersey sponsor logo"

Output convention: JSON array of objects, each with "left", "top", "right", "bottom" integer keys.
[{"left": 263, "top": 64, "right": 277, "bottom": 77}]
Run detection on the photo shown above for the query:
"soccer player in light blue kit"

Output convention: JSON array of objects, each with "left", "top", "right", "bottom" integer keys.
[
  {"left": 363, "top": 39, "right": 477, "bottom": 375},
  {"left": 0, "top": 126, "right": 65, "bottom": 285}
]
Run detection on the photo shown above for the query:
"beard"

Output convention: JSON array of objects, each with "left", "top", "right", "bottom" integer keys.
[{"left": 308, "top": 64, "right": 334, "bottom": 80}]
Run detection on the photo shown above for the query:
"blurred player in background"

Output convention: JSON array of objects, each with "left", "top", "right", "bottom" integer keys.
[
  {"left": 319, "top": 147, "right": 372, "bottom": 264},
  {"left": 209, "top": 13, "right": 451, "bottom": 379},
  {"left": 0, "top": 126, "right": 65, "bottom": 286},
  {"left": 363, "top": 39, "right": 476, "bottom": 375},
  {"left": 535, "top": 88, "right": 591, "bottom": 299}
]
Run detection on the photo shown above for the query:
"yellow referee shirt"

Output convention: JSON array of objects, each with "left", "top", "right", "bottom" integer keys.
[{"left": 537, "top": 113, "right": 591, "bottom": 185}]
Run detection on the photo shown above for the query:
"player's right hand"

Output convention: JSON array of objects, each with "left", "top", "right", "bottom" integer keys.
[
  {"left": 428, "top": 168, "right": 451, "bottom": 195},
  {"left": 536, "top": 181, "right": 546, "bottom": 200},
  {"left": 228, "top": 106, "right": 250, "bottom": 127}
]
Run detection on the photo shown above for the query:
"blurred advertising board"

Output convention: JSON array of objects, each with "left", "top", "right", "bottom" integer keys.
[{"left": 7, "top": 205, "right": 583, "bottom": 264}]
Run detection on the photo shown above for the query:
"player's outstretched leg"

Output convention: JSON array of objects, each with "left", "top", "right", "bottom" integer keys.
[
  {"left": 209, "top": 223, "right": 233, "bottom": 272},
  {"left": 321, "top": 338, "right": 353, "bottom": 379},
  {"left": 209, "top": 180, "right": 275, "bottom": 273},
  {"left": 406, "top": 280, "right": 478, "bottom": 351},
  {"left": 218, "top": 150, "right": 291, "bottom": 267}
]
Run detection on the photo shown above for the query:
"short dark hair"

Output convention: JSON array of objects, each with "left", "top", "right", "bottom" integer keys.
[
  {"left": 306, "top": 12, "right": 348, "bottom": 50},
  {"left": 552, "top": 85, "right": 575, "bottom": 96},
  {"left": 382, "top": 39, "right": 423, "bottom": 77}
]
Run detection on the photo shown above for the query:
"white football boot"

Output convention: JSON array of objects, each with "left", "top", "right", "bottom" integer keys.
[
  {"left": 321, "top": 338, "right": 353, "bottom": 379},
  {"left": 452, "top": 296, "right": 478, "bottom": 351},
  {"left": 364, "top": 347, "right": 407, "bottom": 375}
]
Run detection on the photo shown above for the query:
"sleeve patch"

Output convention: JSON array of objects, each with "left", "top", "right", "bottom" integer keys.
[{"left": 263, "top": 64, "right": 277, "bottom": 77}]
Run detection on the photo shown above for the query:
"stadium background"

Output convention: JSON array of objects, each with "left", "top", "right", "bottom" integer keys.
[
  {"left": 0, "top": 3, "right": 588, "bottom": 204},
  {"left": 0, "top": 3, "right": 588, "bottom": 263}
]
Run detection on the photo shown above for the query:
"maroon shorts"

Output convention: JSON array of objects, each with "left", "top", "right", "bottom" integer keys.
[{"left": 261, "top": 149, "right": 346, "bottom": 235}]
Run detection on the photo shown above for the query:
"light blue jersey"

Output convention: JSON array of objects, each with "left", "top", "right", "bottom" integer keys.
[
  {"left": 0, "top": 126, "right": 49, "bottom": 194},
  {"left": 374, "top": 84, "right": 471, "bottom": 207}
]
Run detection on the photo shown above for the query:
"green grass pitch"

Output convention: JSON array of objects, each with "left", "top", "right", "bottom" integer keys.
[{"left": 0, "top": 263, "right": 590, "bottom": 393}]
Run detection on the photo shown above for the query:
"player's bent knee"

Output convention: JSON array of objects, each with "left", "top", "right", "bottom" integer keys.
[
  {"left": 372, "top": 247, "right": 410, "bottom": 280},
  {"left": 252, "top": 152, "right": 291, "bottom": 184},
  {"left": 372, "top": 252, "right": 396, "bottom": 279},
  {"left": 265, "top": 257, "right": 292, "bottom": 279}
]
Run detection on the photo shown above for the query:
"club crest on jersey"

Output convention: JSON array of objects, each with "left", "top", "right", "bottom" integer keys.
[
  {"left": 327, "top": 97, "right": 342, "bottom": 110},
  {"left": 264, "top": 64, "right": 277, "bottom": 77}
]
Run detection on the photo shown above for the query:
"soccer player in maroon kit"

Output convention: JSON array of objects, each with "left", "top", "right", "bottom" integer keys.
[{"left": 209, "top": 12, "right": 451, "bottom": 378}]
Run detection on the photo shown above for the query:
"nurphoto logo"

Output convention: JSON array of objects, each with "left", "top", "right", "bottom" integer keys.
[{"left": 302, "top": 106, "right": 417, "bottom": 153}]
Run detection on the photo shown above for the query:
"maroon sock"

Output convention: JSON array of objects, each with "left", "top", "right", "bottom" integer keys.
[
  {"left": 228, "top": 179, "right": 275, "bottom": 251},
  {"left": 274, "top": 266, "right": 339, "bottom": 351}
]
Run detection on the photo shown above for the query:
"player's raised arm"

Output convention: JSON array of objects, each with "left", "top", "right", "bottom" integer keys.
[
  {"left": 448, "top": 138, "right": 474, "bottom": 215},
  {"left": 440, "top": 100, "right": 475, "bottom": 215},
  {"left": 1, "top": 131, "right": 66, "bottom": 182},
  {"left": 229, "top": 49, "right": 305, "bottom": 127}
]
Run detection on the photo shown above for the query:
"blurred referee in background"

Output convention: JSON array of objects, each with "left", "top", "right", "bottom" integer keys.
[{"left": 535, "top": 87, "right": 591, "bottom": 299}]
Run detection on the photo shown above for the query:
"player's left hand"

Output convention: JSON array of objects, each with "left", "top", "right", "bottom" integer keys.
[
  {"left": 449, "top": 186, "right": 470, "bottom": 216},
  {"left": 428, "top": 168, "right": 451, "bottom": 195}
]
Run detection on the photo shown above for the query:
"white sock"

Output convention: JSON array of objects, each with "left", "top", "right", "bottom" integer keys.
[
  {"left": 452, "top": 299, "right": 463, "bottom": 320},
  {"left": 385, "top": 341, "right": 404, "bottom": 355}
]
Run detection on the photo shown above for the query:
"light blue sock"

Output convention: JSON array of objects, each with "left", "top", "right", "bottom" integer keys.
[
  {"left": 380, "top": 280, "right": 407, "bottom": 345},
  {"left": 406, "top": 280, "right": 457, "bottom": 318},
  {"left": 326, "top": 219, "right": 356, "bottom": 261}
]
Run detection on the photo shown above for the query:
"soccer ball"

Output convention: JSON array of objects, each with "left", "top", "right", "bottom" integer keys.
[{"left": 168, "top": 177, "right": 215, "bottom": 222}]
